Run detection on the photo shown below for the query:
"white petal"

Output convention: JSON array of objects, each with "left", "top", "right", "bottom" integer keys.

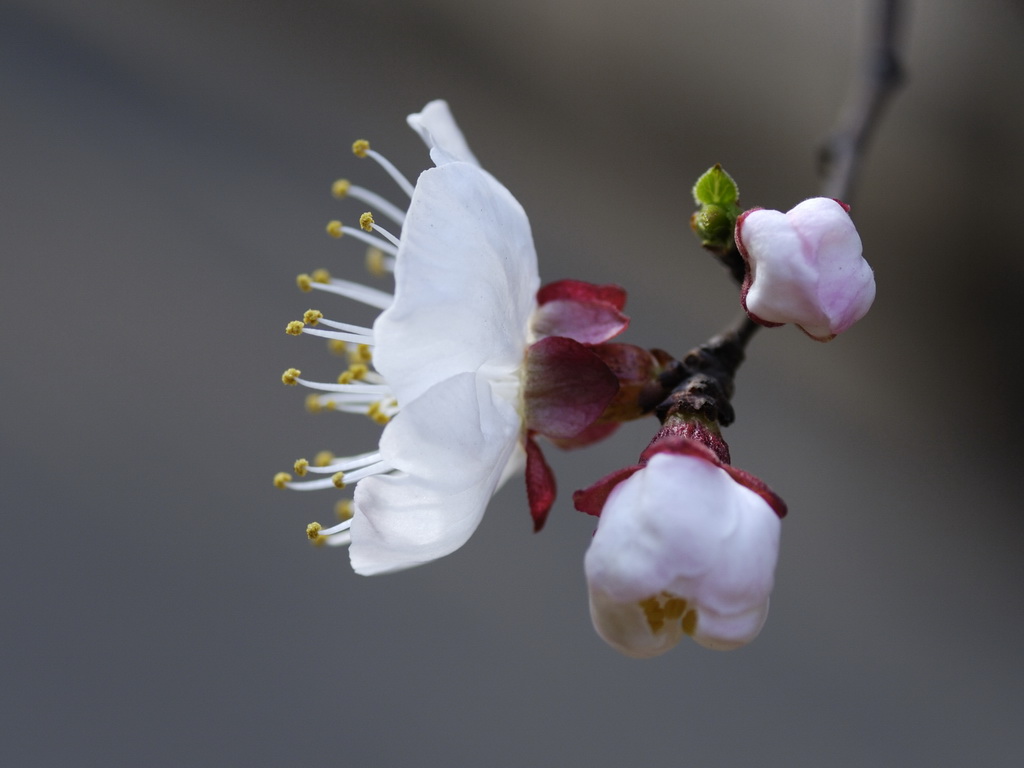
[
  {"left": 407, "top": 100, "right": 481, "bottom": 167},
  {"left": 349, "top": 371, "right": 521, "bottom": 575},
  {"left": 372, "top": 162, "right": 540, "bottom": 406},
  {"left": 585, "top": 452, "right": 780, "bottom": 655}
]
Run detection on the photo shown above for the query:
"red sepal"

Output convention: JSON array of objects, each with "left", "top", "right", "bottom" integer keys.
[{"left": 525, "top": 435, "right": 557, "bottom": 532}]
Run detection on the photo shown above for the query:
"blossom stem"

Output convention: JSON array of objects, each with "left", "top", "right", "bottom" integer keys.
[
  {"left": 818, "top": 0, "right": 907, "bottom": 202},
  {"left": 640, "top": 314, "right": 758, "bottom": 428}
]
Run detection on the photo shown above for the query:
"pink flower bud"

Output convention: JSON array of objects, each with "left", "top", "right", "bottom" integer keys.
[{"left": 735, "top": 198, "right": 875, "bottom": 341}]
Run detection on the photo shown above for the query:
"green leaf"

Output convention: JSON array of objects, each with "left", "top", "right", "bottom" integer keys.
[{"left": 692, "top": 164, "right": 739, "bottom": 207}]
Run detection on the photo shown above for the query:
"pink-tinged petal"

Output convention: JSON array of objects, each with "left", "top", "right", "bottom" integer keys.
[
  {"left": 372, "top": 162, "right": 539, "bottom": 405},
  {"left": 525, "top": 435, "right": 557, "bottom": 532},
  {"left": 572, "top": 464, "right": 644, "bottom": 517},
  {"left": 531, "top": 298, "right": 629, "bottom": 344},
  {"left": 537, "top": 279, "right": 626, "bottom": 311},
  {"left": 406, "top": 99, "right": 481, "bottom": 167},
  {"left": 736, "top": 198, "right": 874, "bottom": 341},
  {"left": 523, "top": 336, "right": 618, "bottom": 439},
  {"left": 549, "top": 420, "right": 620, "bottom": 451},
  {"left": 787, "top": 198, "right": 874, "bottom": 336}
]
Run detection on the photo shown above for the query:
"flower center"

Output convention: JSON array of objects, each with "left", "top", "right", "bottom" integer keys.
[{"left": 639, "top": 592, "right": 698, "bottom": 636}]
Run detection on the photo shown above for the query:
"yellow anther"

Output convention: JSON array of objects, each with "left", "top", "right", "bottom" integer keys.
[
  {"left": 273, "top": 472, "right": 292, "bottom": 489},
  {"left": 639, "top": 596, "right": 667, "bottom": 633},
  {"left": 352, "top": 139, "right": 370, "bottom": 158},
  {"left": 303, "top": 309, "right": 323, "bottom": 326},
  {"left": 293, "top": 458, "right": 309, "bottom": 477},
  {"left": 313, "top": 451, "right": 335, "bottom": 467},
  {"left": 664, "top": 597, "right": 688, "bottom": 621},
  {"left": 312, "top": 268, "right": 331, "bottom": 283},
  {"left": 366, "top": 247, "right": 387, "bottom": 277},
  {"left": 305, "top": 394, "right": 323, "bottom": 413},
  {"left": 326, "top": 220, "right": 343, "bottom": 238},
  {"left": 281, "top": 368, "right": 301, "bottom": 385},
  {"left": 332, "top": 178, "right": 351, "bottom": 198},
  {"left": 337, "top": 363, "right": 368, "bottom": 385},
  {"left": 371, "top": 410, "right": 391, "bottom": 425},
  {"left": 286, "top": 320, "right": 305, "bottom": 336},
  {"left": 336, "top": 499, "right": 354, "bottom": 521},
  {"left": 331, "top": 472, "right": 346, "bottom": 489},
  {"left": 349, "top": 343, "right": 372, "bottom": 364},
  {"left": 681, "top": 609, "right": 698, "bottom": 636},
  {"left": 306, "top": 522, "right": 322, "bottom": 540},
  {"left": 328, "top": 339, "right": 348, "bottom": 357},
  {"left": 296, "top": 273, "right": 313, "bottom": 292},
  {"left": 359, "top": 212, "right": 375, "bottom": 232},
  {"left": 323, "top": 399, "right": 337, "bottom": 411}
]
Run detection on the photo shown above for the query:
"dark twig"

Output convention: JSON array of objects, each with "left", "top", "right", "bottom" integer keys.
[{"left": 818, "top": 0, "right": 907, "bottom": 202}]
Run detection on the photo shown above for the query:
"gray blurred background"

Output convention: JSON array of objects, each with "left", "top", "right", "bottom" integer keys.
[{"left": 3, "top": 0, "right": 1023, "bottom": 765}]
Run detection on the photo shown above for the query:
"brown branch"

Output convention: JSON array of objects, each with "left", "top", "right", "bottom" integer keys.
[{"left": 818, "top": 0, "right": 907, "bottom": 202}]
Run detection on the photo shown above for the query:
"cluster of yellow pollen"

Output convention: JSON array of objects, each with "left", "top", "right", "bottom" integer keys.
[
  {"left": 293, "top": 458, "right": 310, "bottom": 477},
  {"left": 366, "top": 400, "right": 393, "bottom": 425},
  {"left": 351, "top": 139, "right": 370, "bottom": 158},
  {"left": 303, "top": 309, "right": 323, "bottom": 326},
  {"left": 639, "top": 593, "right": 698, "bottom": 636},
  {"left": 366, "top": 247, "right": 387, "bottom": 277},
  {"left": 326, "top": 220, "right": 343, "bottom": 238},
  {"left": 296, "top": 269, "right": 332, "bottom": 292},
  {"left": 304, "top": 394, "right": 336, "bottom": 413},
  {"left": 359, "top": 212, "right": 375, "bottom": 232},
  {"left": 281, "top": 368, "right": 301, "bottom": 386},
  {"left": 306, "top": 522, "right": 322, "bottom": 540},
  {"left": 335, "top": 499, "right": 354, "bottom": 520},
  {"left": 331, "top": 178, "right": 351, "bottom": 198},
  {"left": 273, "top": 472, "right": 292, "bottom": 489},
  {"left": 337, "top": 363, "right": 368, "bottom": 385},
  {"left": 285, "top": 320, "right": 305, "bottom": 336}
]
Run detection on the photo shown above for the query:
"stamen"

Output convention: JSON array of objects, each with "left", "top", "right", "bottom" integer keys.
[
  {"left": 314, "top": 518, "right": 353, "bottom": 537},
  {"left": 361, "top": 211, "right": 400, "bottom": 248},
  {"left": 351, "top": 139, "right": 416, "bottom": 199},
  {"left": 299, "top": 325, "right": 374, "bottom": 345},
  {"left": 325, "top": 220, "right": 398, "bottom": 255},
  {"left": 333, "top": 178, "right": 406, "bottom": 225},
  {"left": 336, "top": 499, "right": 354, "bottom": 520},
  {"left": 316, "top": 318, "right": 375, "bottom": 335},
  {"left": 292, "top": 377, "right": 389, "bottom": 395},
  {"left": 303, "top": 309, "right": 323, "bottom": 326},
  {"left": 293, "top": 458, "right": 310, "bottom": 476},
  {"left": 302, "top": 450, "right": 382, "bottom": 474},
  {"left": 306, "top": 522, "right": 322, "bottom": 540},
  {"left": 279, "top": 458, "right": 394, "bottom": 490},
  {"left": 365, "top": 247, "right": 395, "bottom": 277},
  {"left": 314, "top": 451, "right": 335, "bottom": 467},
  {"left": 282, "top": 368, "right": 301, "bottom": 386},
  {"left": 306, "top": 277, "right": 392, "bottom": 310}
]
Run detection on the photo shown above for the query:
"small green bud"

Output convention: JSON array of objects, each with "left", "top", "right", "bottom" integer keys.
[
  {"left": 690, "top": 205, "right": 733, "bottom": 248},
  {"left": 692, "top": 164, "right": 740, "bottom": 208}
]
